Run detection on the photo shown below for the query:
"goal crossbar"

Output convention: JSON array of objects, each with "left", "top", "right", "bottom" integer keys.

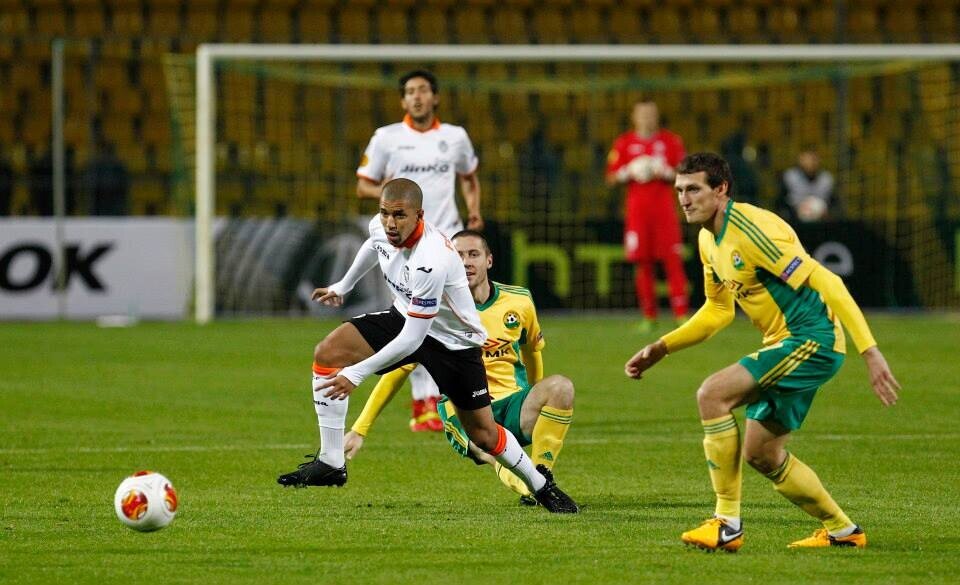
[{"left": 194, "top": 43, "right": 960, "bottom": 323}]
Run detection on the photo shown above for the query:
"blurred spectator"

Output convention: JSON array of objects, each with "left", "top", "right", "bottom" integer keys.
[
  {"left": 605, "top": 99, "right": 689, "bottom": 331},
  {"left": 84, "top": 140, "right": 130, "bottom": 216},
  {"left": 777, "top": 147, "right": 837, "bottom": 223},
  {"left": 720, "top": 131, "right": 760, "bottom": 206},
  {"left": 0, "top": 154, "right": 12, "bottom": 215}
]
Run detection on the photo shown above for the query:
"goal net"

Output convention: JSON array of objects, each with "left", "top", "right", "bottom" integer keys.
[{"left": 164, "top": 46, "right": 960, "bottom": 321}]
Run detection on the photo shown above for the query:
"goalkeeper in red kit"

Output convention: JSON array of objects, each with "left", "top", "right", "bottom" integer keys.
[{"left": 606, "top": 99, "right": 689, "bottom": 332}]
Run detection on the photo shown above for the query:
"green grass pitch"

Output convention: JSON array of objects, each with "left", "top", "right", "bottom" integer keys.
[{"left": 1, "top": 313, "right": 959, "bottom": 584}]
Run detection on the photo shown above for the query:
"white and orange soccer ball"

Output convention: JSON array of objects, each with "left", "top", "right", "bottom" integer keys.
[{"left": 113, "top": 471, "right": 178, "bottom": 532}]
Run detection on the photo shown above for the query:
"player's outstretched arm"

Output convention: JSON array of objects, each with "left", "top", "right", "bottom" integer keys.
[
  {"left": 311, "top": 287, "right": 344, "bottom": 306},
  {"left": 625, "top": 339, "right": 668, "bottom": 379},
  {"left": 343, "top": 431, "right": 365, "bottom": 460},
  {"left": 806, "top": 264, "right": 900, "bottom": 406},
  {"left": 656, "top": 278, "right": 736, "bottom": 353},
  {"left": 314, "top": 237, "right": 379, "bottom": 305},
  {"left": 344, "top": 367, "right": 413, "bottom": 459},
  {"left": 627, "top": 266, "right": 735, "bottom": 379},
  {"left": 520, "top": 347, "right": 544, "bottom": 385},
  {"left": 862, "top": 347, "right": 900, "bottom": 407},
  {"left": 320, "top": 316, "right": 432, "bottom": 399}
]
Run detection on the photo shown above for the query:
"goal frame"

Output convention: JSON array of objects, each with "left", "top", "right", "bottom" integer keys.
[{"left": 194, "top": 43, "right": 960, "bottom": 323}]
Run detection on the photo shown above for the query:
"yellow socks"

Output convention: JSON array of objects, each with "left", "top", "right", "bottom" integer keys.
[
  {"left": 494, "top": 462, "right": 532, "bottom": 497},
  {"left": 702, "top": 414, "right": 742, "bottom": 519},
  {"left": 488, "top": 405, "right": 572, "bottom": 498},
  {"left": 531, "top": 405, "right": 573, "bottom": 469},
  {"left": 351, "top": 364, "right": 413, "bottom": 436},
  {"left": 766, "top": 453, "right": 854, "bottom": 533}
]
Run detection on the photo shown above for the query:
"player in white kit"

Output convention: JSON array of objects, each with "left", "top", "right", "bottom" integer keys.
[
  {"left": 356, "top": 70, "right": 483, "bottom": 432},
  {"left": 277, "top": 178, "right": 578, "bottom": 514}
]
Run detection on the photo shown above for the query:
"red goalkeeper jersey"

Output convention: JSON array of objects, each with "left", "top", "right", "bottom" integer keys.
[{"left": 606, "top": 128, "right": 685, "bottom": 202}]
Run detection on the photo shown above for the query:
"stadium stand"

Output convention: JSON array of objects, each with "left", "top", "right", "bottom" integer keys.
[{"left": 1, "top": 0, "right": 958, "bottom": 232}]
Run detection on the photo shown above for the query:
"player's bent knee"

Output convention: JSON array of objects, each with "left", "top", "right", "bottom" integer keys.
[
  {"left": 696, "top": 373, "right": 731, "bottom": 410},
  {"left": 313, "top": 324, "right": 372, "bottom": 367},
  {"left": 543, "top": 375, "right": 575, "bottom": 408},
  {"left": 313, "top": 338, "right": 346, "bottom": 366},
  {"left": 695, "top": 382, "right": 716, "bottom": 409}
]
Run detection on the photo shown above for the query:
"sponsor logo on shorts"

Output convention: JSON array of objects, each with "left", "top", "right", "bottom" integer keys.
[
  {"left": 471, "top": 388, "right": 488, "bottom": 398},
  {"left": 780, "top": 256, "right": 803, "bottom": 280},
  {"left": 411, "top": 297, "right": 437, "bottom": 307}
]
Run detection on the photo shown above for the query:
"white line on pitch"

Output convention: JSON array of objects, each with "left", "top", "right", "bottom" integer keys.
[
  {"left": 0, "top": 433, "right": 957, "bottom": 455},
  {"left": 0, "top": 443, "right": 312, "bottom": 455},
  {"left": 576, "top": 433, "right": 960, "bottom": 444}
]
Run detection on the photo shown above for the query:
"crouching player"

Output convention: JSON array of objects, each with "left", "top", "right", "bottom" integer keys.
[
  {"left": 625, "top": 153, "right": 900, "bottom": 550},
  {"left": 344, "top": 230, "right": 575, "bottom": 505}
]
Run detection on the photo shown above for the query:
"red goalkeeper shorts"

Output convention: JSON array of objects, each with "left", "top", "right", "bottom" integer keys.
[{"left": 624, "top": 194, "right": 684, "bottom": 263}]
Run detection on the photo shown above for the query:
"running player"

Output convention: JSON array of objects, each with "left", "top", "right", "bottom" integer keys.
[
  {"left": 625, "top": 153, "right": 899, "bottom": 550},
  {"left": 356, "top": 69, "right": 483, "bottom": 432},
  {"left": 278, "top": 178, "right": 578, "bottom": 514},
  {"left": 343, "top": 230, "right": 575, "bottom": 505}
]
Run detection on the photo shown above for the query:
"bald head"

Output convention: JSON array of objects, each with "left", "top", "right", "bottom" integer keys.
[{"left": 381, "top": 178, "right": 423, "bottom": 209}]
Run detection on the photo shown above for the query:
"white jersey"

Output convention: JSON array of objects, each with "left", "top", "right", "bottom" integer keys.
[
  {"left": 357, "top": 116, "right": 479, "bottom": 235},
  {"left": 365, "top": 216, "right": 486, "bottom": 350}
]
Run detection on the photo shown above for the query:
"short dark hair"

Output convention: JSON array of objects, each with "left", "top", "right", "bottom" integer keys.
[
  {"left": 676, "top": 152, "right": 734, "bottom": 195},
  {"left": 381, "top": 177, "right": 423, "bottom": 208},
  {"left": 399, "top": 70, "right": 438, "bottom": 95},
  {"left": 451, "top": 229, "right": 490, "bottom": 254}
]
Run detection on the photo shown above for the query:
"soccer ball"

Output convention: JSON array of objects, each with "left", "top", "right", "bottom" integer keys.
[
  {"left": 113, "top": 471, "right": 178, "bottom": 532},
  {"left": 627, "top": 155, "right": 667, "bottom": 183},
  {"left": 627, "top": 156, "right": 655, "bottom": 182}
]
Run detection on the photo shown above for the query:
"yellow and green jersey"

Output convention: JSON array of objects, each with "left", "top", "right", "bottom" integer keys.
[
  {"left": 699, "top": 200, "right": 845, "bottom": 353},
  {"left": 476, "top": 282, "right": 545, "bottom": 401}
]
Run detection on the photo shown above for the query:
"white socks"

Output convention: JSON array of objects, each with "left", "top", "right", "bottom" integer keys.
[
  {"left": 829, "top": 524, "right": 858, "bottom": 538},
  {"left": 717, "top": 515, "right": 741, "bottom": 531},
  {"left": 312, "top": 368, "right": 348, "bottom": 468},
  {"left": 409, "top": 365, "right": 441, "bottom": 401},
  {"left": 489, "top": 425, "right": 546, "bottom": 493}
]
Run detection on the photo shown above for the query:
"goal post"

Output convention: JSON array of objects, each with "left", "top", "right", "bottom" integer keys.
[{"left": 187, "top": 43, "right": 960, "bottom": 323}]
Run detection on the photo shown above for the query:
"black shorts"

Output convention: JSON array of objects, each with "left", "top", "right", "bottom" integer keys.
[{"left": 348, "top": 307, "right": 491, "bottom": 411}]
